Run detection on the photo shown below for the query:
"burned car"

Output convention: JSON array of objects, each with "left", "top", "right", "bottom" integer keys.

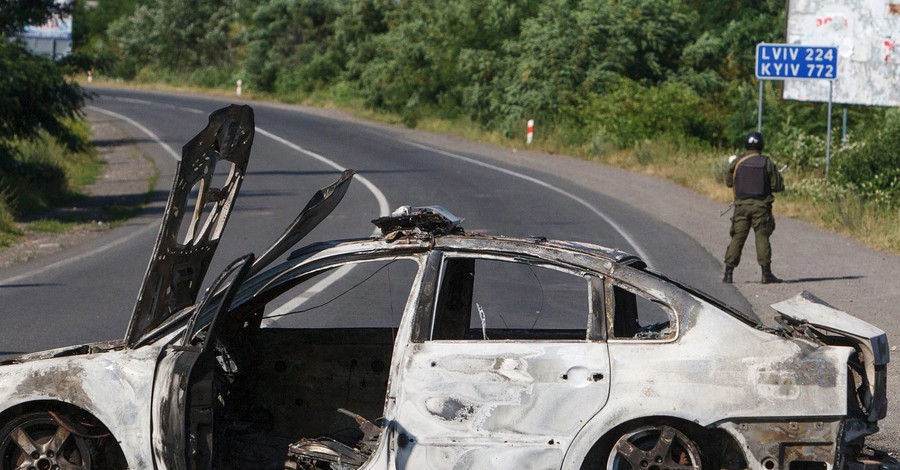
[{"left": 0, "top": 105, "right": 896, "bottom": 470}]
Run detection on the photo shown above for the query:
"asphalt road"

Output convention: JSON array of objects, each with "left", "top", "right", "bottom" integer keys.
[
  {"left": 0, "top": 87, "right": 897, "bottom": 452},
  {"left": 0, "top": 87, "right": 751, "bottom": 350}
]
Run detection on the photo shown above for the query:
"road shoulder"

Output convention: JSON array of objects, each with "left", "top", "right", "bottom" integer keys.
[{"left": 0, "top": 113, "right": 155, "bottom": 269}]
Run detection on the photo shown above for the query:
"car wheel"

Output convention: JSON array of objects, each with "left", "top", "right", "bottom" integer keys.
[
  {"left": 606, "top": 424, "right": 702, "bottom": 470},
  {"left": 0, "top": 412, "right": 94, "bottom": 470}
]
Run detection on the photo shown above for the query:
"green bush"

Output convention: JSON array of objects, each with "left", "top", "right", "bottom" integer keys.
[
  {"left": 768, "top": 130, "right": 827, "bottom": 173},
  {"left": 243, "top": 0, "right": 345, "bottom": 93},
  {"left": 2, "top": 134, "right": 73, "bottom": 215},
  {"left": 831, "top": 109, "right": 900, "bottom": 207},
  {"left": 274, "top": 53, "right": 343, "bottom": 94},
  {"left": 583, "top": 78, "right": 720, "bottom": 149},
  {"left": 189, "top": 66, "right": 239, "bottom": 89},
  {"left": 0, "top": 119, "right": 98, "bottom": 217},
  {"left": 0, "top": 41, "right": 85, "bottom": 155},
  {"left": 0, "top": 186, "right": 20, "bottom": 245}
]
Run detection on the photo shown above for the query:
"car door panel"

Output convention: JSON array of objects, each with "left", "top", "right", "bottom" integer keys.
[{"left": 390, "top": 253, "right": 610, "bottom": 468}]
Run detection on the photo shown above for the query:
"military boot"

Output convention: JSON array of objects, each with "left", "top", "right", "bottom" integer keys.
[
  {"left": 722, "top": 266, "right": 733, "bottom": 284},
  {"left": 761, "top": 264, "right": 782, "bottom": 284}
]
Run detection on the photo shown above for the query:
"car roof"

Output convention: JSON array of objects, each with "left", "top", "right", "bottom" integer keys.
[
  {"left": 255, "top": 231, "right": 646, "bottom": 290},
  {"left": 370, "top": 205, "right": 646, "bottom": 268}
]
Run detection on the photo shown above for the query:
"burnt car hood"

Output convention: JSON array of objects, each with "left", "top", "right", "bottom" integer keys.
[
  {"left": 771, "top": 291, "right": 890, "bottom": 420},
  {"left": 124, "top": 104, "right": 354, "bottom": 346}
]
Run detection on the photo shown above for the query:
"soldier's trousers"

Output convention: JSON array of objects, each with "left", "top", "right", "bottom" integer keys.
[{"left": 724, "top": 201, "right": 776, "bottom": 267}]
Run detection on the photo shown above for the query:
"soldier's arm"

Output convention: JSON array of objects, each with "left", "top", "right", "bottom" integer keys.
[
  {"left": 725, "top": 159, "right": 736, "bottom": 188},
  {"left": 768, "top": 158, "right": 785, "bottom": 193}
]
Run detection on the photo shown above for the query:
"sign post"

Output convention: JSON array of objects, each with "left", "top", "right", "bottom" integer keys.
[{"left": 755, "top": 43, "right": 838, "bottom": 176}]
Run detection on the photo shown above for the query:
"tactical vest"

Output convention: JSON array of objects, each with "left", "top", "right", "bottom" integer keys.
[{"left": 733, "top": 153, "right": 770, "bottom": 200}]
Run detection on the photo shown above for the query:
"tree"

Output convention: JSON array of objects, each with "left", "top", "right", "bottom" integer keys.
[
  {"left": 0, "top": 0, "right": 85, "bottom": 168},
  {"left": 472, "top": 0, "right": 698, "bottom": 132},
  {"left": 834, "top": 109, "right": 900, "bottom": 207},
  {"left": 107, "top": 0, "right": 245, "bottom": 78},
  {"left": 354, "top": 0, "right": 537, "bottom": 124},
  {"left": 243, "top": 0, "right": 346, "bottom": 93},
  {"left": 71, "top": 0, "right": 137, "bottom": 45}
]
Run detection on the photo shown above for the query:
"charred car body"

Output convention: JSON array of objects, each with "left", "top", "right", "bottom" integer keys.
[{"left": 0, "top": 105, "right": 896, "bottom": 470}]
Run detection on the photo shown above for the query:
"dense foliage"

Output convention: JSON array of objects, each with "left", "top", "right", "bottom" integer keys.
[
  {"left": 1, "top": 0, "right": 85, "bottom": 160},
  {"left": 832, "top": 109, "right": 900, "bottom": 207},
  {"left": 89, "top": 0, "right": 818, "bottom": 144},
  {"left": 1, "top": 0, "right": 89, "bottom": 235},
  {"left": 0, "top": 43, "right": 85, "bottom": 155},
  {"left": 58, "top": 0, "right": 900, "bottom": 249},
  {"left": 0, "top": 0, "right": 70, "bottom": 36}
]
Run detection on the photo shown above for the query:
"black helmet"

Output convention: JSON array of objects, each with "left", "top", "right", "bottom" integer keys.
[{"left": 745, "top": 131, "right": 764, "bottom": 151}]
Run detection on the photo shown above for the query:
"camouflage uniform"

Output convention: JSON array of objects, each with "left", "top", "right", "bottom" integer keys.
[{"left": 723, "top": 149, "right": 784, "bottom": 283}]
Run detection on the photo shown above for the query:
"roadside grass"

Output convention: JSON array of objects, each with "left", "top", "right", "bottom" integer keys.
[
  {"left": 82, "top": 77, "right": 900, "bottom": 255},
  {"left": 0, "top": 193, "right": 21, "bottom": 248},
  {"left": 587, "top": 142, "right": 900, "bottom": 253},
  {"left": 0, "top": 108, "right": 163, "bottom": 258},
  {"left": 0, "top": 120, "right": 104, "bottom": 246},
  {"left": 3, "top": 121, "right": 99, "bottom": 213},
  {"left": 28, "top": 219, "right": 80, "bottom": 234},
  {"left": 820, "top": 197, "right": 900, "bottom": 253}
]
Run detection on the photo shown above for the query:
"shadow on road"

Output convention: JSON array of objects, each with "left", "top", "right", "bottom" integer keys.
[
  {"left": 782, "top": 275, "right": 865, "bottom": 284},
  {"left": 0, "top": 283, "right": 62, "bottom": 288}
]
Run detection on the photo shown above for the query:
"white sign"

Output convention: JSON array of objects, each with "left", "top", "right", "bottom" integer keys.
[
  {"left": 15, "top": 0, "right": 72, "bottom": 59},
  {"left": 21, "top": 15, "right": 72, "bottom": 40},
  {"left": 785, "top": 0, "right": 900, "bottom": 106}
]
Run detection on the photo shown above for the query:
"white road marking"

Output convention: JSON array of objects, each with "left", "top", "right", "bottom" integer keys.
[
  {"left": 87, "top": 105, "right": 181, "bottom": 161},
  {"left": 254, "top": 128, "right": 390, "bottom": 219},
  {"left": 1, "top": 106, "right": 392, "bottom": 295},
  {"left": 92, "top": 98, "right": 649, "bottom": 264},
  {"left": 7, "top": 98, "right": 646, "bottom": 322},
  {"left": 1, "top": 105, "right": 181, "bottom": 285},
  {"left": 261, "top": 265, "right": 356, "bottom": 325},
  {"left": 253, "top": 127, "right": 391, "bottom": 322},
  {"left": 397, "top": 138, "right": 653, "bottom": 264},
  {"left": 0, "top": 224, "right": 157, "bottom": 286}
]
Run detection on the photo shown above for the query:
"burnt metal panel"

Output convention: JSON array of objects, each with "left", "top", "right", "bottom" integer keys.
[
  {"left": 152, "top": 255, "right": 254, "bottom": 470},
  {"left": 721, "top": 420, "right": 840, "bottom": 469},
  {"left": 772, "top": 291, "right": 891, "bottom": 420},
  {"left": 126, "top": 105, "right": 255, "bottom": 347},
  {"left": 410, "top": 250, "right": 443, "bottom": 343},
  {"left": 247, "top": 169, "right": 355, "bottom": 278}
]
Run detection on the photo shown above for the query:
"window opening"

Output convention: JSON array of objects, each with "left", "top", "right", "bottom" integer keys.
[
  {"left": 610, "top": 283, "right": 675, "bottom": 340},
  {"left": 263, "top": 258, "right": 417, "bottom": 329},
  {"left": 432, "top": 257, "right": 590, "bottom": 341}
]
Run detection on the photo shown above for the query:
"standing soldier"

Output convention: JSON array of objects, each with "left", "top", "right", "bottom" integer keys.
[{"left": 723, "top": 131, "right": 785, "bottom": 284}]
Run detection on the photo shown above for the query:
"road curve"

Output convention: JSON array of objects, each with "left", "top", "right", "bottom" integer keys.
[{"left": 0, "top": 86, "right": 896, "bottom": 451}]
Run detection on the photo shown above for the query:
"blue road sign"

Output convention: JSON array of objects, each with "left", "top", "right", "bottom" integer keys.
[{"left": 755, "top": 44, "right": 838, "bottom": 80}]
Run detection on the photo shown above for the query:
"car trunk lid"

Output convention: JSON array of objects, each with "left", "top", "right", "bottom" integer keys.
[{"left": 771, "top": 291, "right": 889, "bottom": 421}]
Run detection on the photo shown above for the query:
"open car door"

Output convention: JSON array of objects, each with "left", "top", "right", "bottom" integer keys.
[{"left": 151, "top": 254, "right": 255, "bottom": 470}]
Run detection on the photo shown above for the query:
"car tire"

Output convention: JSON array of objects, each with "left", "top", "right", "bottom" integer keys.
[
  {"left": 604, "top": 424, "right": 703, "bottom": 470},
  {"left": 0, "top": 411, "right": 95, "bottom": 470}
]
